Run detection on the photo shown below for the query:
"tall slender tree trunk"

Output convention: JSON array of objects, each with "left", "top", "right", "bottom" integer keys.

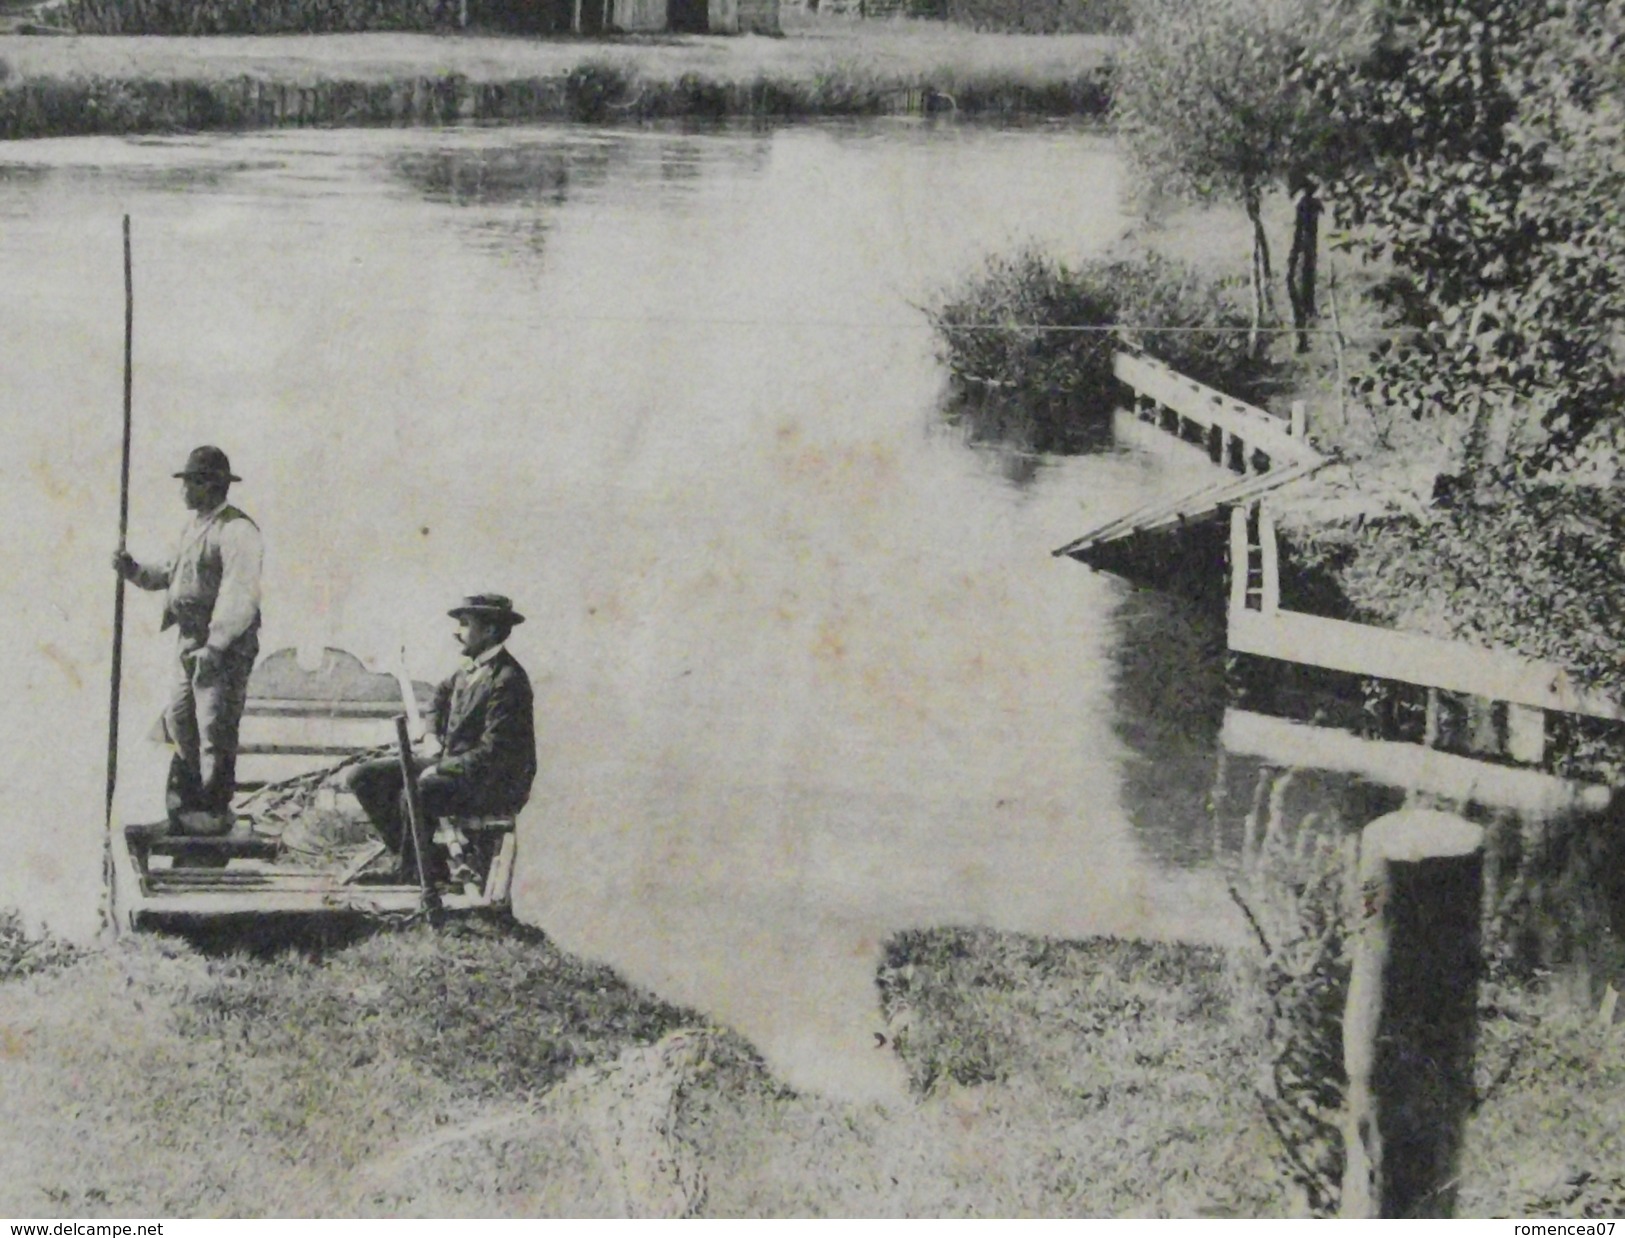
[
  {"left": 1245, "top": 180, "right": 1275, "bottom": 360},
  {"left": 1288, "top": 184, "right": 1323, "bottom": 354}
]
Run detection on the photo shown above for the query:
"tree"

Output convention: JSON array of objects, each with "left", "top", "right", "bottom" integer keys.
[
  {"left": 1112, "top": 0, "right": 1367, "bottom": 357},
  {"left": 1302, "top": 0, "right": 1625, "bottom": 480}
]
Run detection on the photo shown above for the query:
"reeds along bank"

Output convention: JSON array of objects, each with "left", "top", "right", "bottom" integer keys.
[{"left": 54, "top": 0, "right": 780, "bottom": 34}]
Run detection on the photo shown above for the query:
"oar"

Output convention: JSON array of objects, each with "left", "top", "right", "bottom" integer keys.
[{"left": 102, "top": 215, "right": 134, "bottom": 937}]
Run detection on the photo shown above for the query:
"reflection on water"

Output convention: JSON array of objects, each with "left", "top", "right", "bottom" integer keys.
[
  {"left": 389, "top": 132, "right": 735, "bottom": 208},
  {"left": 392, "top": 142, "right": 578, "bottom": 206},
  {"left": 0, "top": 119, "right": 1241, "bottom": 1101},
  {"left": 1110, "top": 579, "right": 1229, "bottom": 870}
]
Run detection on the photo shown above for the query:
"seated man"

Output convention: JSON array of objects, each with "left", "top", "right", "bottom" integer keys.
[{"left": 346, "top": 594, "right": 537, "bottom": 881}]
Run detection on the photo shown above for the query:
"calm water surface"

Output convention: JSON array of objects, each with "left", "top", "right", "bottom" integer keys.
[{"left": 0, "top": 120, "right": 1237, "bottom": 1100}]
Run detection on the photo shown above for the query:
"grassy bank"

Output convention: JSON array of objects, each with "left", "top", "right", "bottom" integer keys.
[
  {"left": 0, "top": 914, "right": 1282, "bottom": 1217},
  {"left": 6, "top": 911, "right": 1616, "bottom": 1217},
  {"left": 0, "top": 24, "right": 1116, "bottom": 136},
  {"left": 0, "top": 913, "right": 705, "bottom": 1215}
]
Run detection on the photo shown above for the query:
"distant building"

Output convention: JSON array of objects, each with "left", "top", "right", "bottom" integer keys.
[{"left": 534, "top": 0, "right": 779, "bottom": 32}]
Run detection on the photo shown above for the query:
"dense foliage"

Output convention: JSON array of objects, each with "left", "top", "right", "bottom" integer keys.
[
  {"left": 1112, "top": 0, "right": 1366, "bottom": 353},
  {"left": 1302, "top": 0, "right": 1625, "bottom": 479},
  {"left": 1327, "top": 484, "right": 1625, "bottom": 700},
  {"left": 929, "top": 248, "right": 1279, "bottom": 452},
  {"left": 1264, "top": 0, "right": 1625, "bottom": 702}
]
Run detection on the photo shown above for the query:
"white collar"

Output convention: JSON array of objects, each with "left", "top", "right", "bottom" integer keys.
[{"left": 462, "top": 642, "right": 506, "bottom": 673}]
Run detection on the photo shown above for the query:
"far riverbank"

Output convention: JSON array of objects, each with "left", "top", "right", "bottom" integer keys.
[{"left": 0, "top": 23, "right": 1116, "bottom": 137}]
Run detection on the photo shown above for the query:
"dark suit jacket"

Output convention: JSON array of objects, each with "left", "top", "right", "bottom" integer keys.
[{"left": 430, "top": 648, "right": 537, "bottom": 813}]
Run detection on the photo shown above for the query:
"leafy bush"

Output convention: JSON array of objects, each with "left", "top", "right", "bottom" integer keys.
[
  {"left": 564, "top": 61, "right": 631, "bottom": 122},
  {"left": 1333, "top": 484, "right": 1625, "bottom": 708},
  {"left": 928, "top": 247, "right": 1278, "bottom": 452}
]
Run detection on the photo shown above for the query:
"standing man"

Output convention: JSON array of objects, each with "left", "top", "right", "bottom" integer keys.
[
  {"left": 346, "top": 594, "right": 536, "bottom": 881},
  {"left": 114, "top": 445, "right": 263, "bottom": 835}
]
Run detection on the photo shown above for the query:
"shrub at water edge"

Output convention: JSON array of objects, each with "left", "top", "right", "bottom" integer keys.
[{"left": 928, "top": 248, "right": 1275, "bottom": 453}]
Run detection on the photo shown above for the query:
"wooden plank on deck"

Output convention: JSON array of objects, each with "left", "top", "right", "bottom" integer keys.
[
  {"left": 1053, "top": 459, "right": 1322, "bottom": 559},
  {"left": 1258, "top": 508, "right": 1281, "bottom": 613}
]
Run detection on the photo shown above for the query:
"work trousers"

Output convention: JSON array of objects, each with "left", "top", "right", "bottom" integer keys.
[
  {"left": 345, "top": 756, "right": 505, "bottom": 872},
  {"left": 163, "top": 629, "right": 259, "bottom": 823}
]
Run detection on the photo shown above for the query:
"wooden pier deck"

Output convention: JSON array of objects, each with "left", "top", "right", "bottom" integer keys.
[{"left": 1052, "top": 345, "right": 1328, "bottom": 563}]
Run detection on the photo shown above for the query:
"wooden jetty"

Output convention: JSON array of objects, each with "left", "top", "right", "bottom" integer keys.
[
  {"left": 110, "top": 648, "right": 518, "bottom": 930},
  {"left": 1052, "top": 345, "right": 1327, "bottom": 564},
  {"left": 1052, "top": 341, "right": 1621, "bottom": 811}
]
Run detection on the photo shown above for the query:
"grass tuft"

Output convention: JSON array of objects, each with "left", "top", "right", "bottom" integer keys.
[{"left": 0, "top": 908, "right": 79, "bottom": 981}]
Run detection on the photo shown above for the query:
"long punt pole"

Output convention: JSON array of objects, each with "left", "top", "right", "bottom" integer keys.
[{"left": 102, "top": 216, "right": 134, "bottom": 936}]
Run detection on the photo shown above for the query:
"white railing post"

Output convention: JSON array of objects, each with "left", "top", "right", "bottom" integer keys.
[
  {"left": 1258, "top": 507, "right": 1280, "bottom": 613},
  {"left": 1229, "top": 506, "right": 1251, "bottom": 616}
]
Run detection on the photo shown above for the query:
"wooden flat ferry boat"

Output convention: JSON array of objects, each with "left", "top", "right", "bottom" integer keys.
[{"left": 110, "top": 647, "right": 517, "bottom": 930}]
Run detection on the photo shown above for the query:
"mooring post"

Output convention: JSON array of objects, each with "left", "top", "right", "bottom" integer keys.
[{"left": 1341, "top": 809, "right": 1484, "bottom": 1218}]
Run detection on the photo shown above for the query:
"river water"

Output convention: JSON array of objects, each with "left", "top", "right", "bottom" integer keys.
[{"left": 0, "top": 119, "right": 1239, "bottom": 1101}]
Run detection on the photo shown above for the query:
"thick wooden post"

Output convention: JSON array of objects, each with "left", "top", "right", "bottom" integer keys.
[{"left": 1342, "top": 809, "right": 1484, "bottom": 1218}]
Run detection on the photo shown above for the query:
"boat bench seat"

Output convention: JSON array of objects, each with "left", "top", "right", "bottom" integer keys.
[{"left": 126, "top": 825, "right": 281, "bottom": 861}]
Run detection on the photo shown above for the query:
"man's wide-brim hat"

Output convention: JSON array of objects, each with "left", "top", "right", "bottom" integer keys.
[
  {"left": 448, "top": 593, "right": 526, "bottom": 626},
  {"left": 173, "top": 445, "right": 240, "bottom": 482}
]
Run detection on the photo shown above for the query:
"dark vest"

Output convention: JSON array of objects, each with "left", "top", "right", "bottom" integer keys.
[{"left": 162, "top": 505, "right": 260, "bottom": 643}]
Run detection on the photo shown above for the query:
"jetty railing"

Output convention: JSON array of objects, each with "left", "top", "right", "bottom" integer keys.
[
  {"left": 1053, "top": 346, "right": 1327, "bottom": 562},
  {"left": 1114, "top": 347, "right": 1320, "bottom": 473},
  {"left": 1226, "top": 503, "right": 1621, "bottom": 811}
]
